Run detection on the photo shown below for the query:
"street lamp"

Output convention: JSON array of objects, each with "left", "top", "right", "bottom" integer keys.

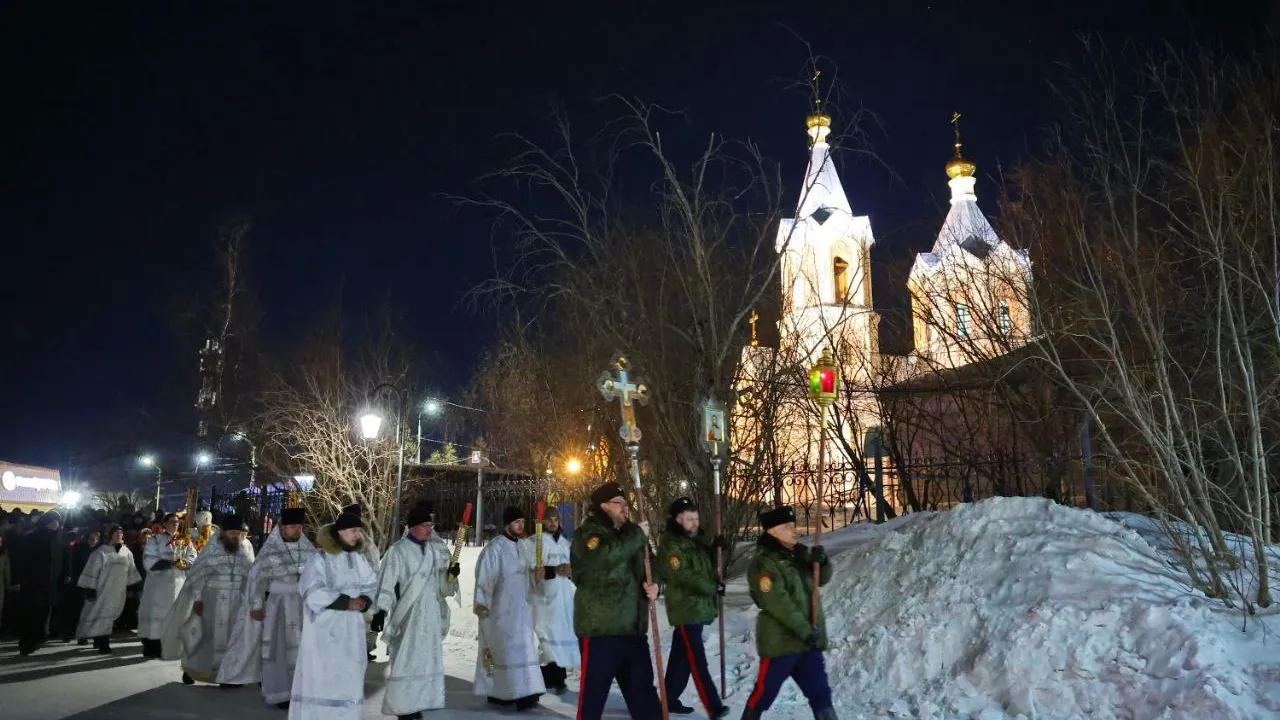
[
  {"left": 359, "top": 411, "right": 384, "bottom": 441},
  {"left": 565, "top": 458, "right": 582, "bottom": 475},
  {"left": 139, "top": 454, "right": 164, "bottom": 511},
  {"left": 359, "top": 383, "right": 407, "bottom": 535},
  {"left": 61, "top": 491, "right": 82, "bottom": 507},
  {"left": 424, "top": 399, "right": 442, "bottom": 415},
  {"left": 196, "top": 451, "right": 213, "bottom": 467}
]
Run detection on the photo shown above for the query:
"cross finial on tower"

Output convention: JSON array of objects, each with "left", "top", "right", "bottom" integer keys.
[
  {"left": 946, "top": 110, "right": 976, "bottom": 180},
  {"left": 749, "top": 309, "right": 760, "bottom": 347},
  {"left": 805, "top": 66, "right": 832, "bottom": 145}
]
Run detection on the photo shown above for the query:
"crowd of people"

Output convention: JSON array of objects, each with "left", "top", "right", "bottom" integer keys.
[{"left": 1, "top": 482, "right": 839, "bottom": 720}]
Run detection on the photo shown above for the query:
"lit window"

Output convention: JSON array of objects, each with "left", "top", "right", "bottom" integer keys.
[
  {"left": 833, "top": 257, "right": 850, "bottom": 303},
  {"left": 956, "top": 303, "right": 971, "bottom": 338},
  {"left": 999, "top": 300, "right": 1012, "bottom": 334}
]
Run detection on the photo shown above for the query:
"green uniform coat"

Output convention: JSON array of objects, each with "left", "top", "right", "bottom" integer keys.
[
  {"left": 657, "top": 524, "right": 719, "bottom": 627},
  {"left": 747, "top": 534, "right": 833, "bottom": 658},
  {"left": 570, "top": 509, "right": 650, "bottom": 637}
]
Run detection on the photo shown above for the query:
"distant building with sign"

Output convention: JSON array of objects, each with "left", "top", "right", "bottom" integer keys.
[{"left": 0, "top": 461, "right": 63, "bottom": 512}]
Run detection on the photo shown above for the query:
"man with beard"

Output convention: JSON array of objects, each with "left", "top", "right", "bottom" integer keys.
[
  {"left": 162, "top": 514, "right": 256, "bottom": 685},
  {"left": 474, "top": 506, "right": 545, "bottom": 711},
  {"left": 139, "top": 513, "right": 197, "bottom": 657},
  {"left": 659, "top": 496, "right": 730, "bottom": 718},
  {"left": 371, "top": 500, "right": 460, "bottom": 720},
  {"left": 74, "top": 526, "right": 141, "bottom": 653},
  {"left": 518, "top": 505, "right": 578, "bottom": 694},
  {"left": 740, "top": 506, "right": 835, "bottom": 720},
  {"left": 571, "top": 482, "right": 663, "bottom": 720},
  {"left": 288, "top": 503, "right": 378, "bottom": 720},
  {"left": 14, "top": 510, "right": 70, "bottom": 655},
  {"left": 217, "top": 507, "right": 315, "bottom": 709}
]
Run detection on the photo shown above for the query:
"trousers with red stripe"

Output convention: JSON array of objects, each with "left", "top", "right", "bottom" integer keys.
[
  {"left": 666, "top": 622, "right": 724, "bottom": 714},
  {"left": 576, "top": 635, "right": 663, "bottom": 720},
  {"left": 741, "top": 650, "right": 833, "bottom": 719}
]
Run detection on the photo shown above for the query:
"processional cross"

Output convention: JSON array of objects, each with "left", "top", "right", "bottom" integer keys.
[
  {"left": 597, "top": 354, "right": 650, "bottom": 448},
  {"left": 749, "top": 309, "right": 760, "bottom": 347}
]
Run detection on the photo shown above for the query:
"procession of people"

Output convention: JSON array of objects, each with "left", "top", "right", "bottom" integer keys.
[{"left": 3, "top": 481, "right": 840, "bottom": 720}]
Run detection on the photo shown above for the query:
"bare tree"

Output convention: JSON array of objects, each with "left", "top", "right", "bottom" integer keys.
[
  {"left": 255, "top": 305, "right": 416, "bottom": 548},
  {"left": 1002, "top": 43, "right": 1279, "bottom": 608}
]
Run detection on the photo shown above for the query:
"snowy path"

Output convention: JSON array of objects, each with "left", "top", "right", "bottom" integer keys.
[{"left": 0, "top": 545, "right": 822, "bottom": 720}]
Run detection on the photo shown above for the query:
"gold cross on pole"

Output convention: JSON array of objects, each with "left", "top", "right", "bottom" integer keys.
[
  {"left": 749, "top": 309, "right": 759, "bottom": 347},
  {"left": 951, "top": 111, "right": 962, "bottom": 147}
]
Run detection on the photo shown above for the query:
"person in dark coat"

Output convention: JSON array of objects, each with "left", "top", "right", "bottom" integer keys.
[
  {"left": 570, "top": 482, "right": 663, "bottom": 720},
  {"left": 658, "top": 496, "right": 730, "bottom": 718},
  {"left": 61, "top": 527, "right": 100, "bottom": 645},
  {"left": 740, "top": 506, "right": 835, "bottom": 720},
  {"left": 14, "top": 510, "right": 71, "bottom": 655}
]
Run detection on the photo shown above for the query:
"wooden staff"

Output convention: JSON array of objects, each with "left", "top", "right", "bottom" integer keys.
[
  {"left": 534, "top": 500, "right": 546, "bottom": 592},
  {"left": 711, "top": 450, "right": 727, "bottom": 696},
  {"left": 627, "top": 443, "right": 669, "bottom": 720}
]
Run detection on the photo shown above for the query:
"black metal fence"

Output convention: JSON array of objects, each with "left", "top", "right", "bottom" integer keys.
[
  {"left": 406, "top": 470, "right": 548, "bottom": 545},
  {"left": 775, "top": 453, "right": 1116, "bottom": 534},
  {"left": 207, "top": 486, "right": 290, "bottom": 538}
]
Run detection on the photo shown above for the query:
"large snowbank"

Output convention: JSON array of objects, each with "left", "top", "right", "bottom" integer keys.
[{"left": 726, "top": 497, "right": 1280, "bottom": 720}]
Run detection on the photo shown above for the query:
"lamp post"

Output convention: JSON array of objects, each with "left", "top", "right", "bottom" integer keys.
[
  {"left": 139, "top": 454, "right": 163, "bottom": 511},
  {"left": 806, "top": 348, "right": 839, "bottom": 626},
  {"left": 470, "top": 449, "right": 486, "bottom": 546},
  {"left": 415, "top": 397, "right": 485, "bottom": 464},
  {"left": 360, "top": 383, "right": 407, "bottom": 536}
]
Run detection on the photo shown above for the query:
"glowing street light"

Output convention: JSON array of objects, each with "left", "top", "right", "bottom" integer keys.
[
  {"left": 196, "top": 451, "right": 213, "bottom": 466},
  {"left": 359, "top": 411, "right": 384, "bottom": 441},
  {"left": 62, "top": 491, "right": 82, "bottom": 507},
  {"left": 424, "top": 399, "right": 442, "bottom": 415},
  {"left": 139, "top": 454, "right": 164, "bottom": 511},
  {"left": 565, "top": 458, "right": 582, "bottom": 475}
]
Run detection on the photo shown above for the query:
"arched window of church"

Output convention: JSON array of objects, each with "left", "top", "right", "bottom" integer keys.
[
  {"left": 998, "top": 300, "right": 1012, "bottom": 334},
  {"left": 833, "top": 257, "right": 850, "bottom": 303},
  {"left": 955, "top": 302, "right": 972, "bottom": 339}
]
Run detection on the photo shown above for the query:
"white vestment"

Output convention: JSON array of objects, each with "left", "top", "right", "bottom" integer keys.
[
  {"left": 473, "top": 535, "right": 546, "bottom": 701},
  {"left": 217, "top": 528, "right": 315, "bottom": 704},
  {"left": 288, "top": 528, "right": 378, "bottom": 720},
  {"left": 139, "top": 532, "right": 198, "bottom": 639},
  {"left": 75, "top": 544, "right": 141, "bottom": 638},
  {"left": 519, "top": 531, "right": 580, "bottom": 669},
  {"left": 375, "top": 533, "right": 458, "bottom": 715},
  {"left": 161, "top": 538, "right": 254, "bottom": 681}
]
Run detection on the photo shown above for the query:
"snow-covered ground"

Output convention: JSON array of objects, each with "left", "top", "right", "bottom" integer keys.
[{"left": 5, "top": 498, "right": 1278, "bottom": 719}]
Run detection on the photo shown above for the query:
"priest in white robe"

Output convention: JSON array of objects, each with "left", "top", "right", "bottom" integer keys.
[
  {"left": 371, "top": 500, "right": 462, "bottom": 720},
  {"left": 518, "top": 505, "right": 579, "bottom": 694},
  {"left": 288, "top": 503, "right": 378, "bottom": 720},
  {"left": 474, "top": 505, "right": 546, "bottom": 711},
  {"left": 216, "top": 507, "right": 314, "bottom": 709},
  {"left": 75, "top": 526, "right": 142, "bottom": 653},
  {"left": 139, "top": 512, "right": 198, "bottom": 658},
  {"left": 162, "top": 513, "right": 256, "bottom": 685}
]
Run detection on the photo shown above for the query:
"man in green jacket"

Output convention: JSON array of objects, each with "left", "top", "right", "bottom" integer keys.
[
  {"left": 571, "top": 481, "right": 662, "bottom": 720},
  {"left": 742, "top": 506, "right": 836, "bottom": 720},
  {"left": 658, "top": 496, "right": 730, "bottom": 718}
]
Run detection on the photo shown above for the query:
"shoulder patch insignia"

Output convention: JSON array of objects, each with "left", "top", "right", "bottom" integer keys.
[
  {"left": 586, "top": 536, "right": 600, "bottom": 551},
  {"left": 757, "top": 574, "right": 773, "bottom": 593},
  {"left": 668, "top": 554, "right": 680, "bottom": 570}
]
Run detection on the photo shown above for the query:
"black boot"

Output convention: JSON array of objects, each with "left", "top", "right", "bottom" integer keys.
[
  {"left": 813, "top": 708, "right": 839, "bottom": 720},
  {"left": 739, "top": 708, "right": 763, "bottom": 720},
  {"left": 515, "top": 694, "right": 542, "bottom": 711},
  {"left": 274, "top": 702, "right": 290, "bottom": 710},
  {"left": 94, "top": 636, "right": 112, "bottom": 654},
  {"left": 710, "top": 707, "right": 731, "bottom": 719},
  {"left": 182, "top": 672, "right": 194, "bottom": 685}
]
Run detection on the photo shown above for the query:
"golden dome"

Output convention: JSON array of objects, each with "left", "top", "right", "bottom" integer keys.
[
  {"left": 806, "top": 111, "right": 831, "bottom": 131},
  {"left": 945, "top": 142, "right": 976, "bottom": 179}
]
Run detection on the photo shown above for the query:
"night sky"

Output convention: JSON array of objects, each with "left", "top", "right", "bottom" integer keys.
[{"left": 1, "top": 1, "right": 1274, "bottom": 483}]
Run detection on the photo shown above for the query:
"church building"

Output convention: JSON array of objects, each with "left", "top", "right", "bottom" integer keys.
[{"left": 735, "top": 103, "right": 1033, "bottom": 516}]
